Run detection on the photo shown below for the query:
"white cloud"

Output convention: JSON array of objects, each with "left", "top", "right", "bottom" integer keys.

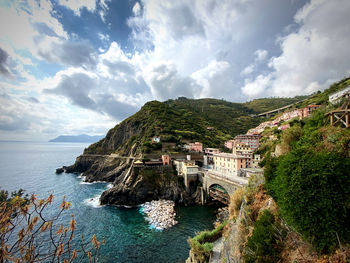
[
  {"left": 98, "top": 0, "right": 110, "bottom": 23},
  {"left": 254, "top": 49, "right": 268, "bottom": 62},
  {"left": 3, "top": 0, "right": 350, "bottom": 140},
  {"left": 242, "top": 0, "right": 350, "bottom": 98},
  {"left": 58, "top": 0, "right": 96, "bottom": 16},
  {"left": 240, "top": 49, "right": 268, "bottom": 76},
  {"left": 242, "top": 75, "right": 271, "bottom": 98},
  {"left": 132, "top": 2, "right": 141, "bottom": 16},
  {"left": 240, "top": 64, "right": 255, "bottom": 76}
]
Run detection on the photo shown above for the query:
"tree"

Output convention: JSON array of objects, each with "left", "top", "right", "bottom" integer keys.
[{"left": 0, "top": 189, "right": 103, "bottom": 262}]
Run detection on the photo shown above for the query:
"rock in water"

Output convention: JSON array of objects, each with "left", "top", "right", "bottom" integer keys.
[
  {"left": 140, "top": 200, "right": 178, "bottom": 230},
  {"left": 55, "top": 167, "right": 64, "bottom": 174}
]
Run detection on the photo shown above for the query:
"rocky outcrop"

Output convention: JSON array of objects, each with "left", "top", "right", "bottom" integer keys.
[
  {"left": 60, "top": 155, "right": 131, "bottom": 182},
  {"left": 100, "top": 166, "right": 201, "bottom": 206},
  {"left": 60, "top": 152, "right": 201, "bottom": 206}
]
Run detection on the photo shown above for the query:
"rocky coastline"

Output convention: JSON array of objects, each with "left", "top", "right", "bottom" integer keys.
[{"left": 58, "top": 154, "right": 202, "bottom": 207}]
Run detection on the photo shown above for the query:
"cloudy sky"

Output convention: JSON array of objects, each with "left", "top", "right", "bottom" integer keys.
[{"left": 1, "top": 0, "right": 350, "bottom": 141}]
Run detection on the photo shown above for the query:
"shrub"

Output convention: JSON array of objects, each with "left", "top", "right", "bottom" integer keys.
[
  {"left": 188, "top": 221, "right": 227, "bottom": 262},
  {"left": 244, "top": 210, "right": 282, "bottom": 263},
  {"left": 279, "top": 125, "right": 303, "bottom": 153},
  {"left": 229, "top": 188, "right": 244, "bottom": 219},
  {"left": 0, "top": 190, "right": 103, "bottom": 262},
  {"left": 265, "top": 148, "right": 350, "bottom": 252}
]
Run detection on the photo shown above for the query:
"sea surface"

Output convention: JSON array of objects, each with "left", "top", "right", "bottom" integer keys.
[{"left": 0, "top": 141, "right": 216, "bottom": 263}]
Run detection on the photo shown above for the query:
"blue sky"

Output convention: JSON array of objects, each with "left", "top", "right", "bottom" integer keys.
[{"left": 1, "top": 0, "right": 350, "bottom": 141}]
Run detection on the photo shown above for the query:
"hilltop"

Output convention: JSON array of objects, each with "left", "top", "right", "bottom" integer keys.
[{"left": 84, "top": 96, "right": 307, "bottom": 156}]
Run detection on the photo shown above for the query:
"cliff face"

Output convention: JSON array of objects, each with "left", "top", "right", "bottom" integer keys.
[
  {"left": 100, "top": 166, "right": 200, "bottom": 206},
  {"left": 64, "top": 156, "right": 200, "bottom": 206},
  {"left": 83, "top": 118, "right": 142, "bottom": 155}
]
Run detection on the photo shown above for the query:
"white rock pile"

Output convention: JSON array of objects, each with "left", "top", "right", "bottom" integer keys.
[{"left": 141, "top": 200, "right": 178, "bottom": 230}]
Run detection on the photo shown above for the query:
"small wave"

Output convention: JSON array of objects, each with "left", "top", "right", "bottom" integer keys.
[
  {"left": 77, "top": 176, "right": 86, "bottom": 182},
  {"left": 83, "top": 195, "right": 104, "bottom": 208},
  {"left": 79, "top": 181, "right": 93, "bottom": 185},
  {"left": 80, "top": 180, "right": 106, "bottom": 185},
  {"left": 106, "top": 183, "right": 113, "bottom": 189}
]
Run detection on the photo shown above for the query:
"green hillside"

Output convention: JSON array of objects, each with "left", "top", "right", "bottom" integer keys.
[
  {"left": 84, "top": 90, "right": 334, "bottom": 156},
  {"left": 85, "top": 99, "right": 261, "bottom": 155},
  {"left": 256, "top": 77, "right": 350, "bottom": 254},
  {"left": 243, "top": 96, "right": 308, "bottom": 113},
  {"left": 297, "top": 77, "right": 350, "bottom": 107},
  {"left": 165, "top": 97, "right": 261, "bottom": 137}
]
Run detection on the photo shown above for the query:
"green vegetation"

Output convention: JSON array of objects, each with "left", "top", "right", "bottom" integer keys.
[
  {"left": 244, "top": 210, "right": 283, "bottom": 263},
  {"left": 166, "top": 97, "right": 263, "bottom": 136},
  {"left": 188, "top": 220, "right": 227, "bottom": 262},
  {"left": 85, "top": 96, "right": 306, "bottom": 155},
  {"left": 298, "top": 77, "right": 350, "bottom": 107},
  {"left": 262, "top": 105, "right": 350, "bottom": 253},
  {"left": 243, "top": 96, "right": 308, "bottom": 114}
]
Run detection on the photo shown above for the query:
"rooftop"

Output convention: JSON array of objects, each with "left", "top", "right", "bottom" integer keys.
[{"left": 213, "top": 152, "right": 250, "bottom": 159}]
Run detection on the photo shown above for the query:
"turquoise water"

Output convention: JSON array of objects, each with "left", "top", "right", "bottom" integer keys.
[{"left": 0, "top": 141, "right": 216, "bottom": 263}]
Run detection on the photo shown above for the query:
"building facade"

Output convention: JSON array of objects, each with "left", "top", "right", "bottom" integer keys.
[
  {"left": 213, "top": 153, "right": 249, "bottom": 175},
  {"left": 204, "top": 148, "right": 220, "bottom": 164},
  {"left": 329, "top": 86, "right": 350, "bottom": 104},
  {"left": 224, "top": 140, "right": 235, "bottom": 149},
  {"left": 233, "top": 134, "right": 260, "bottom": 149},
  {"left": 184, "top": 142, "right": 203, "bottom": 152}
]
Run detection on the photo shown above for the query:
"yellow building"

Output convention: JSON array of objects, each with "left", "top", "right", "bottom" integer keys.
[
  {"left": 213, "top": 153, "right": 249, "bottom": 175},
  {"left": 232, "top": 143, "right": 253, "bottom": 155}
]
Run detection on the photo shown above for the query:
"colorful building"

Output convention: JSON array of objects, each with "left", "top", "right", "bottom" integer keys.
[
  {"left": 213, "top": 153, "right": 249, "bottom": 175},
  {"left": 184, "top": 142, "right": 203, "bottom": 152},
  {"left": 161, "top": 155, "right": 170, "bottom": 165},
  {"left": 204, "top": 148, "right": 220, "bottom": 164},
  {"left": 299, "top": 105, "right": 321, "bottom": 119},
  {"left": 224, "top": 140, "right": 235, "bottom": 149},
  {"left": 174, "top": 160, "right": 198, "bottom": 176},
  {"left": 233, "top": 134, "right": 260, "bottom": 149}
]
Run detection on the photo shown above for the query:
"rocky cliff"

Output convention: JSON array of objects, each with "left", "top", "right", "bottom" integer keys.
[
  {"left": 100, "top": 166, "right": 201, "bottom": 206},
  {"left": 62, "top": 155, "right": 200, "bottom": 206}
]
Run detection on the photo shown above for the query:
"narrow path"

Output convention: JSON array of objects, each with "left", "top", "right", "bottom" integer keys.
[{"left": 210, "top": 237, "right": 223, "bottom": 263}]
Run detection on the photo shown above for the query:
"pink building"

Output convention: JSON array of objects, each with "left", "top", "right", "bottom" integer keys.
[
  {"left": 162, "top": 155, "right": 170, "bottom": 165},
  {"left": 233, "top": 134, "right": 261, "bottom": 149},
  {"left": 186, "top": 142, "right": 203, "bottom": 152},
  {"left": 224, "top": 140, "right": 235, "bottom": 149},
  {"left": 299, "top": 105, "right": 321, "bottom": 119}
]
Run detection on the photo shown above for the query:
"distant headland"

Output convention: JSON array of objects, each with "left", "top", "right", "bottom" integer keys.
[{"left": 49, "top": 134, "right": 104, "bottom": 143}]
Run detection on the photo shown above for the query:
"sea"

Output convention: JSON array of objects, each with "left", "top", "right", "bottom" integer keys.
[{"left": 0, "top": 141, "right": 216, "bottom": 263}]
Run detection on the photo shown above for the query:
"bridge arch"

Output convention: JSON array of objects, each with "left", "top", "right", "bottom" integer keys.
[{"left": 208, "top": 183, "right": 230, "bottom": 205}]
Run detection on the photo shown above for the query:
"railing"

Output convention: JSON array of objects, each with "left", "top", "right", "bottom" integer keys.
[{"left": 206, "top": 169, "right": 249, "bottom": 186}]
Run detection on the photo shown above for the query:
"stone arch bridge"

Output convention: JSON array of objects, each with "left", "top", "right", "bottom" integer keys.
[{"left": 200, "top": 170, "right": 248, "bottom": 205}]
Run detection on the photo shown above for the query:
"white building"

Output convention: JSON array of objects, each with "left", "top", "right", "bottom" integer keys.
[{"left": 329, "top": 86, "right": 350, "bottom": 104}]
